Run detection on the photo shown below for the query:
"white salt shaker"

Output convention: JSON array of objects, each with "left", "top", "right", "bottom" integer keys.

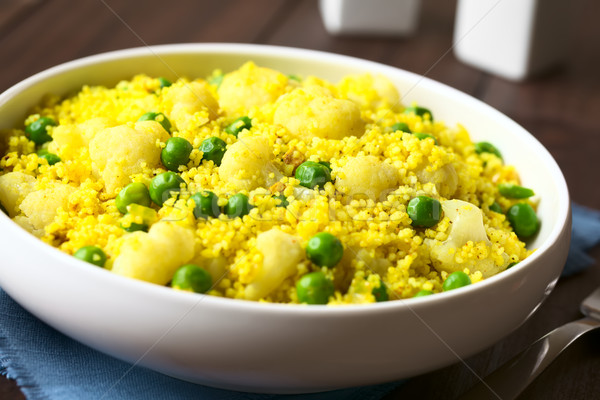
[
  {"left": 319, "top": 0, "right": 421, "bottom": 36},
  {"left": 453, "top": 0, "right": 573, "bottom": 81}
]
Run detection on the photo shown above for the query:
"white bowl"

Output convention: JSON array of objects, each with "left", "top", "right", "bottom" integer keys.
[{"left": 0, "top": 43, "right": 571, "bottom": 394}]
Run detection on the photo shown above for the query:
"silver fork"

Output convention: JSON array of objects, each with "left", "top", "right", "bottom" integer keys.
[{"left": 459, "top": 286, "right": 600, "bottom": 400}]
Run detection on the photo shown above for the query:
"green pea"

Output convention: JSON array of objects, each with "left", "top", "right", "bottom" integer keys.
[
  {"left": 161, "top": 137, "right": 193, "bottom": 172},
  {"left": 157, "top": 77, "right": 172, "bottom": 88},
  {"left": 391, "top": 122, "right": 411, "bottom": 133},
  {"left": 498, "top": 183, "right": 535, "bottom": 199},
  {"left": 295, "top": 161, "right": 332, "bottom": 190},
  {"left": 138, "top": 112, "right": 172, "bottom": 133},
  {"left": 407, "top": 196, "right": 442, "bottom": 228},
  {"left": 171, "top": 264, "right": 212, "bottom": 294},
  {"left": 39, "top": 152, "right": 61, "bottom": 165},
  {"left": 224, "top": 193, "right": 252, "bottom": 218},
  {"left": 296, "top": 271, "right": 334, "bottom": 305},
  {"left": 288, "top": 74, "right": 301, "bottom": 82},
  {"left": 404, "top": 106, "right": 433, "bottom": 120},
  {"left": 199, "top": 136, "right": 227, "bottom": 166},
  {"left": 25, "top": 116, "right": 56, "bottom": 145},
  {"left": 507, "top": 203, "right": 539, "bottom": 239},
  {"left": 372, "top": 280, "right": 389, "bottom": 302},
  {"left": 306, "top": 232, "right": 343, "bottom": 268},
  {"left": 73, "top": 245, "right": 107, "bottom": 267},
  {"left": 273, "top": 194, "right": 289, "bottom": 208},
  {"left": 149, "top": 171, "right": 186, "bottom": 206},
  {"left": 120, "top": 219, "right": 148, "bottom": 233},
  {"left": 190, "top": 190, "right": 220, "bottom": 219},
  {"left": 413, "top": 290, "right": 434, "bottom": 297},
  {"left": 318, "top": 161, "right": 332, "bottom": 172},
  {"left": 507, "top": 262, "right": 518, "bottom": 269},
  {"left": 413, "top": 132, "right": 437, "bottom": 144},
  {"left": 442, "top": 271, "right": 471, "bottom": 291},
  {"left": 115, "top": 182, "right": 151, "bottom": 214},
  {"left": 224, "top": 116, "right": 252, "bottom": 137},
  {"left": 475, "top": 141, "right": 503, "bottom": 160},
  {"left": 208, "top": 73, "right": 224, "bottom": 88},
  {"left": 489, "top": 201, "right": 503, "bottom": 214}
]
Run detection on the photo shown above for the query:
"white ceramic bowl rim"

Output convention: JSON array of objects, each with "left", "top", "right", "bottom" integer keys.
[{"left": 0, "top": 43, "right": 571, "bottom": 315}]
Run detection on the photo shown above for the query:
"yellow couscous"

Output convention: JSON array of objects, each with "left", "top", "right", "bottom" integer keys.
[{"left": 0, "top": 61, "right": 538, "bottom": 305}]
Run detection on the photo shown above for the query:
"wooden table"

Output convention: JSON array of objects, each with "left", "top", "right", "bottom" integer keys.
[{"left": 1, "top": 0, "right": 599, "bottom": 399}]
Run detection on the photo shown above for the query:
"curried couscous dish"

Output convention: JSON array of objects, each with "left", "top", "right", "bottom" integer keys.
[{"left": 0, "top": 62, "right": 540, "bottom": 305}]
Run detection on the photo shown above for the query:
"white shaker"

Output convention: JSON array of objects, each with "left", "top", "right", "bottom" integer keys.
[
  {"left": 319, "top": 0, "right": 421, "bottom": 36},
  {"left": 453, "top": 0, "right": 573, "bottom": 81}
]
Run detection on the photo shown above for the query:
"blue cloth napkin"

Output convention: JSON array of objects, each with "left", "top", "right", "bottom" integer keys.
[
  {"left": 2, "top": 203, "right": 600, "bottom": 400},
  {"left": 562, "top": 203, "right": 600, "bottom": 276}
]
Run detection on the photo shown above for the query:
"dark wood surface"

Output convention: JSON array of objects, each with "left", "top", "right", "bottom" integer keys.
[{"left": 1, "top": 0, "right": 599, "bottom": 399}]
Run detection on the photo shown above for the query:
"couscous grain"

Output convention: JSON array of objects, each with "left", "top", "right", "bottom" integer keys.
[{"left": 0, "top": 62, "right": 539, "bottom": 305}]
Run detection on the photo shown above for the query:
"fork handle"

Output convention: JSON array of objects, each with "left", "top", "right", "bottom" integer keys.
[{"left": 458, "top": 317, "right": 600, "bottom": 400}]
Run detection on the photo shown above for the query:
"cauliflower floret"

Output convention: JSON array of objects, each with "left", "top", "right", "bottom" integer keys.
[
  {"left": 245, "top": 229, "right": 303, "bottom": 301},
  {"left": 218, "top": 62, "right": 289, "bottom": 117},
  {"left": 415, "top": 163, "right": 458, "bottom": 198},
  {"left": 49, "top": 117, "right": 113, "bottom": 158},
  {"left": 18, "top": 183, "right": 75, "bottom": 233},
  {"left": 111, "top": 222, "right": 195, "bottom": 285},
  {"left": 49, "top": 125, "right": 84, "bottom": 158},
  {"left": 273, "top": 86, "right": 365, "bottom": 140},
  {"left": 219, "top": 134, "right": 281, "bottom": 191},
  {"left": 188, "top": 255, "right": 228, "bottom": 284},
  {"left": 337, "top": 73, "right": 400, "bottom": 110},
  {"left": 0, "top": 171, "right": 36, "bottom": 217},
  {"left": 89, "top": 121, "right": 169, "bottom": 196},
  {"left": 429, "top": 199, "right": 508, "bottom": 278},
  {"left": 335, "top": 155, "right": 399, "bottom": 202},
  {"left": 12, "top": 216, "right": 43, "bottom": 237},
  {"left": 163, "top": 81, "right": 219, "bottom": 131}
]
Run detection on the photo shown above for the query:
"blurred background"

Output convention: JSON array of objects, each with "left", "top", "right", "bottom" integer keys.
[{"left": 1, "top": 0, "right": 599, "bottom": 399}]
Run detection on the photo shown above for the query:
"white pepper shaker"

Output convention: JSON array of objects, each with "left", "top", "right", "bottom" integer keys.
[
  {"left": 319, "top": 0, "right": 421, "bottom": 36},
  {"left": 453, "top": 0, "right": 574, "bottom": 81}
]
